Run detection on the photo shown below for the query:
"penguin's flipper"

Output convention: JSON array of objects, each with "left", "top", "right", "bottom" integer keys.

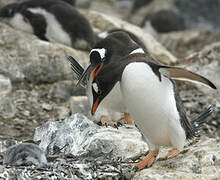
[{"left": 159, "top": 66, "right": 217, "bottom": 89}]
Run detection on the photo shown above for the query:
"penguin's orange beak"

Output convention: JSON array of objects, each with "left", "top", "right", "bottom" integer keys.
[
  {"left": 91, "top": 96, "right": 100, "bottom": 115},
  {"left": 92, "top": 63, "right": 103, "bottom": 81}
]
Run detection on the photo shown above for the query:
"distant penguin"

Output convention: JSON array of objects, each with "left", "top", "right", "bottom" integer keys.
[
  {"left": 0, "top": 0, "right": 95, "bottom": 50},
  {"left": 141, "top": 10, "right": 186, "bottom": 33}
]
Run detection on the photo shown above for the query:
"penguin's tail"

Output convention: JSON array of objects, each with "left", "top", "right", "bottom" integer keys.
[{"left": 191, "top": 105, "right": 214, "bottom": 132}]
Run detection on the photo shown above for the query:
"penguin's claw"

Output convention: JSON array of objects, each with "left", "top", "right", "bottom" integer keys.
[
  {"left": 100, "top": 116, "right": 119, "bottom": 128},
  {"left": 158, "top": 148, "right": 179, "bottom": 161},
  {"left": 135, "top": 150, "right": 159, "bottom": 170},
  {"left": 119, "top": 112, "right": 135, "bottom": 125}
]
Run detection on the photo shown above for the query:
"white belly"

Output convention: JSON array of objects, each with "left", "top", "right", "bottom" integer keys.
[
  {"left": 87, "top": 73, "right": 126, "bottom": 122},
  {"left": 121, "top": 62, "right": 186, "bottom": 149},
  {"left": 7, "top": 13, "right": 34, "bottom": 33},
  {"left": 28, "top": 8, "right": 72, "bottom": 46}
]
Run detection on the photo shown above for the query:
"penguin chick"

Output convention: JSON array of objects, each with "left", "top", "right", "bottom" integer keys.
[
  {"left": 0, "top": 0, "right": 95, "bottom": 50},
  {"left": 91, "top": 52, "right": 216, "bottom": 170},
  {"left": 69, "top": 32, "right": 147, "bottom": 126},
  {"left": 3, "top": 143, "right": 47, "bottom": 167}
]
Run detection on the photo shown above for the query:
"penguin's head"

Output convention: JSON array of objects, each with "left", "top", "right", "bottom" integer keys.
[
  {"left": 0, "top": 3, "right": 18, "bottom": 18},
  {"left": 90, "top": 75, "right": 117, "bottom": 115},
  {"left": 76, "top": 31, "right": 144, "bottom": 89},
  {"left": 89, "top": 31, "right": 140, "bottom": 82}
]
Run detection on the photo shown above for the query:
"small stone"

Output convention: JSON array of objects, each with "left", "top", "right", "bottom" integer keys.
[
  {"left": 0, "top": 97, "right": 16, "bottom": 119},
  {"left": 56, "top": 106, "right": 70, "bottom": 120},
  {"left": 41, "top": 103, "right": 52, "bottom": 111},
  {"left": 0, "top": 74, "right": 12, "bottom": 97},
  {"left": 51, "top": 80, "right": 75, "bottom": 101},
  {"left": 23, "top": 110, "right": 30, "bottom": 117},
  {"left": 0, "top": 165, "right": 4, "bottom": 173}
]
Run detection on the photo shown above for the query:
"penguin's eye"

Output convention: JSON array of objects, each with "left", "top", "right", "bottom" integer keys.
[{"left": 90, "top": 48, "right": 106, "bottom": 64}]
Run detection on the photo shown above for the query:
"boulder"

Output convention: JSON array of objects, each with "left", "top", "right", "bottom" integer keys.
[
  {"left": 134, "top": 136, "right": 220, "bottom": 179},
  {"left": 174, "top": 0, "right": 220, "bottom": 30},
  {"left": 34, "top": 113, "right": 148, "bottom": 160},
  {"left": 0, "top": 22, "right": 88, "bottom": 83}
]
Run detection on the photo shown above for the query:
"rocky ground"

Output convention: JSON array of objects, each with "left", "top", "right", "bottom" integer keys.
[{"left": 0, "top": 0, "right": 219, "bottom": 179}]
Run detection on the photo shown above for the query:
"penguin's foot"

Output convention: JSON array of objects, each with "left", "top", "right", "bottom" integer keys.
[
  {"left": 119, "top": 112, "right": 135, "bottom": 125},
  {"left": 158, "top": 148, "right": 179, "bottom": 161},
  {"left": 134, "top": 150, "right": 159, "bottom": 171},
  {"left": 99, "top": 116, "right": 121, "bottom": 129}
]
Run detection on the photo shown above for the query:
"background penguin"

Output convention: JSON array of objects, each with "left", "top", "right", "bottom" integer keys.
[
  {"left": 89, "top": 35, "right": 216, "bottom": 170},
  {"left": 0, "top": 0, "right": 95, "bottom": 50},
  {"left": 68, "top": 32, "right": 147, "bottom": 126},
  {"left": 141, "top": 10, "right": 186, "bottom": 33}
]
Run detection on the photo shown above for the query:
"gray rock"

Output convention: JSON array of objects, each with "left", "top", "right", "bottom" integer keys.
[
  {"left": 3, "top": 143, "right": 47, "bottom": 166},
  {"left": 174, "top": 0, "right": 220, "bottom": 30},
  {"left": 56, "top": 106, "right": 70, "bottom": 120},
  {"left": 50, "top": 80, "right": 77, "bottom": 101},
  {"left": 69, "top": 96, "right": 90, "bottom": 116},
  {"left": 134, "top": 137, "right": 220, "bottom": 179},
  {"left": 157, "top": 29, "right": 220, "bottom": 58},
  {"left": 34, "top": 113, "right": 148, "bottom": 160},
  {"left": 0, "top": 97, "right": 16, "bottom": 119},
  {"left": 0, "top": 22, "right": 88, "bottom": 84}
]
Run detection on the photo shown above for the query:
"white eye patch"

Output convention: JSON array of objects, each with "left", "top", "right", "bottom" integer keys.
[
  {"left": 90, "top": 48, "right": 106, "bottom": 60},
  {"left": 92, "top": 82, "right": 99, "bottom": 93},
  {"left": 129, "top": 48, "right": 145, "bottom": 55}
]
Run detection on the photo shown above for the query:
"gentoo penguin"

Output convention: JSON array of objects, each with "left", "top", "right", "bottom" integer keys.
[
  {"left": 68, "top": 32, "right": 146, "bottom": 126},
  {"left": 141, "top": 10, "right": 186, "bottom": 33},
  {"left": 89, "top": 42, "right": 216, "bottom": 169},
  {"left": 0, "top": 0, "right": 95, "bottom": 50}
]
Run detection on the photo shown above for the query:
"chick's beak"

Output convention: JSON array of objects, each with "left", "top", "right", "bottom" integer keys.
[{"left": 92, "top": 63, "right": 103, "bottom": 81}]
